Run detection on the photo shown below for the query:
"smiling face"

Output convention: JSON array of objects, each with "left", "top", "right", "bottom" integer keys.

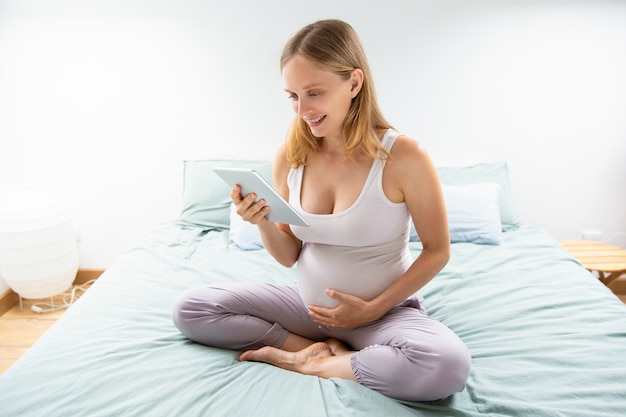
[{"left": 282, "top": 55, "right": 361, "bottom": 141}]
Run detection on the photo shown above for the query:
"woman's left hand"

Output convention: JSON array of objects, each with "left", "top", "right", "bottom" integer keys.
[{"left": 307, "top": 289, "right": 384, "bottom": 329}]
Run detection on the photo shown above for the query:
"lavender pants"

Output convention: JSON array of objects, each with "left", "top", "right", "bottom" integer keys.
[{"left": 172, "top": 282, "right": 471, "bottom": 402}]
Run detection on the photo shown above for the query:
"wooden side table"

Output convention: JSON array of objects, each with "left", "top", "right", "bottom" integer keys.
[{"left": 560, "top": 240, "right": 626, "bottom": 287}]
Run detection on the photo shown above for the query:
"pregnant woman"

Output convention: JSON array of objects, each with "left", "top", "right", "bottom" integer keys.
[{"left": 173, "top": 19, "right": 470, "bottom": 402}]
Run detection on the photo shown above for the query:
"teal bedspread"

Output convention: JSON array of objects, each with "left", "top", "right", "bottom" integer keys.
[{"left": 1, "top": 222, "right": 625, "bottom": 416}]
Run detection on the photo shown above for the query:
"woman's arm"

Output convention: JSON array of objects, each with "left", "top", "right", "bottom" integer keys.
[
  {"left": 308, "top": 136, "right": 450, "bottom": 328},
  {"left": 231, "top": 145, "right": 302, "bottom": 267},
  {"left": 368, "top": 136, "right": 450, "bottom": 316}
]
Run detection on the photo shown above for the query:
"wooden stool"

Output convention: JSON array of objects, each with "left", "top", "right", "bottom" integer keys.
[{"left": 560, "top": 240, "right": 626, "bottom": 286}]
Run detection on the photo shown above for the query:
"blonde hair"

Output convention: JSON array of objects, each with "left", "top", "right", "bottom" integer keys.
[{"left": 280, "top": 19, "right": 393, "bottom": 166}]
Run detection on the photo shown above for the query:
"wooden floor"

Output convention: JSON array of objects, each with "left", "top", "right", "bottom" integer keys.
[
  {"left": 0, "top": 280, "right": 95, "bottom": 375},
  {"left": 0, "top": 278, "right": 625, "bottom": 376}
]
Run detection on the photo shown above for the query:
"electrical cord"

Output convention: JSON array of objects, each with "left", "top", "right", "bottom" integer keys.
[{"left": 30, "top": 279, "right": 97, "bottom": 314}]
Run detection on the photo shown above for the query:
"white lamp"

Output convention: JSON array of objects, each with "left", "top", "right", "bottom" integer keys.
[{"left": 0, "top": 188, "right": 79, "bottom": 301}]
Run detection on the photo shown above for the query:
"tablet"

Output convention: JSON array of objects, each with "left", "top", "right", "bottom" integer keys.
[{"left": 213, "top": 167, "right": 310, "bottom": 227}]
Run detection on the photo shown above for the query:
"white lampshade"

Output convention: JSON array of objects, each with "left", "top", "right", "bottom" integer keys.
[{"left": 0, "top": 188, "right": 79, "bottom": 299}]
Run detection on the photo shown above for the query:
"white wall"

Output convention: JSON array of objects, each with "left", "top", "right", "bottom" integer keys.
[{"left": 1, "top": 0, "right": 625, "bottom": 289}]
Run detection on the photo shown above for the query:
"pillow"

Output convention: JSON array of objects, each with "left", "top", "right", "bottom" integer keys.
[
  {"left": 229, "top": 203, "right": 264, "bottom": 250},
  {"left": 410, "top": 183, "right": 503, "bottom": 245},
  {"left": 436, "top": 162, "right": 518, "bottom": 231},
  {"left": 447, "top": 183, "right": 502, "bottom": 244},
  {"left": 179, "top": 159, "right": 273, "bottom": 229}
]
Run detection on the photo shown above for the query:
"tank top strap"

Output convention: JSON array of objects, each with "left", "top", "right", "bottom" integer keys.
[{"left": 380, "top": 129, "right": 402, "bottom": 154}]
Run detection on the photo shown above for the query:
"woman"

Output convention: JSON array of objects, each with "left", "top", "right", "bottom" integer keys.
[{"left": 173, "top": 19, "right": 471, "bottom": 402}]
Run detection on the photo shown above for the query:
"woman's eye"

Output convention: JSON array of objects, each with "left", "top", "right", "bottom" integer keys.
[
  {"left": 309, "top": 92, "right": 321, "bottom": 97},
  {"left": 287, "top": 94, "right": 298, "bottom": 101}
]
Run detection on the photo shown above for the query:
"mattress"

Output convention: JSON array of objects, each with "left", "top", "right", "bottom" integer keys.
[{"left": 1, "top": 221, "right": 625, "bottom": 416}]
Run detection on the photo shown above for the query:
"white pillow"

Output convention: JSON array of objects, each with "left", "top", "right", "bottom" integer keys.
[
  {"left": 410, "top": 182, "right": 503, "bottom": 245},
  {"left": 228, "top": 203, "right": 264, "bottom": 251},
  {"left": 437, "top": 162, "right": 518, "bottom": 231}
]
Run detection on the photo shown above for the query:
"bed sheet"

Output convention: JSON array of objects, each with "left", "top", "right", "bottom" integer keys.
[{"left": 0, "top": 222, "right": 625, "bottom": 417}]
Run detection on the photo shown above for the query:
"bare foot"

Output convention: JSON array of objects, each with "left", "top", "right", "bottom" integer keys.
[
  {"left": 239, "top": 342, "right": 333, "bottom": 375},
  {"left": 326, "top": 338, "right": 353, "bottom": 356}
]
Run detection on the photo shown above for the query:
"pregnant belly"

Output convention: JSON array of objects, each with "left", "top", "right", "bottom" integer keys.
[{"left": 296, "top": 242, "right": 411, "bottom": 308}]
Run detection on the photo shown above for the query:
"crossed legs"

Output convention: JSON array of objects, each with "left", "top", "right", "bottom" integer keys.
[{"left": 173, "top": 282, "right": 471, "bottom": 401}]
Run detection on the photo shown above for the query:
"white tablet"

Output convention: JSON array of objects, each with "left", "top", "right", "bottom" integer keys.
[{"left": 213, "top": 167, "right": 310, "bottom": 227}]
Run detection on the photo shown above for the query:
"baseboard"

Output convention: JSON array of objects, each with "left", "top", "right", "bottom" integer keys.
[
  {"left": 0, "top": 268, "right": 105, "bottom": 316},
  {"left": 0, "top": 289, "right": 19, "bottom": 317}
]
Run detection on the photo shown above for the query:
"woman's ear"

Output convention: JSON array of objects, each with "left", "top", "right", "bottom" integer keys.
[{"left": 350, "top": 69, "right": 364, "bottom": 98}]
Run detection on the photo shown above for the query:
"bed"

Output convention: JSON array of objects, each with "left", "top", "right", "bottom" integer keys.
[{"left": 1, "top": 160, "right": 625, "bottom": 417}]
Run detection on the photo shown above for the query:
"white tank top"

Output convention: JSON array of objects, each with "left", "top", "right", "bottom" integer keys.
[{"left": 288, "top": 129, "right": 413, "bottom": 308}]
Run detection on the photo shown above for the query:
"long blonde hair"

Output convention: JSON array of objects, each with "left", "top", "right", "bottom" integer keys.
[{"left": 280, "top": 19, "right": 393, "bottom": 166}]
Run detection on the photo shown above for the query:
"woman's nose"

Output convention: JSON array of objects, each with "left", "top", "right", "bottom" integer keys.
[{"left": 296, "top": 98, "right": 309, "bottom": 116}]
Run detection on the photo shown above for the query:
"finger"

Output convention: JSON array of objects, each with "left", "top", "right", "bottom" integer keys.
[
  {"left": 308, "top": 304, "right": 333, "bottom": 317},
  {"left": 308, "top": 305, "right": 340, "bottom": 325},
  {"left": 230, "top": 185, "right": 243, "bottom": 203},
  {"left": 250, "top": 198, "right": 269, "bottom": 216},
  {"left": 308, "top": 308, "right": 326, "bottom": 320},
  {"left": 325, "top": 289, "right": 338, "bottom": 299},
  {"left": 235, "top": 193, "right": 259, "bottom": 215},
  {"left": 324, "top": 289, "right": 352, "bottom": 302},
  {"left": 311, "top": 315, "right": 337, "bottom": 328},
  {"left": 242, "top": 192, "right": 258, "bottom": 205}
]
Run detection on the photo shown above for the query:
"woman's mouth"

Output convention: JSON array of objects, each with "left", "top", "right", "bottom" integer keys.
[{"left": 305, "top": 115, "right": 326, "bottom": 127}]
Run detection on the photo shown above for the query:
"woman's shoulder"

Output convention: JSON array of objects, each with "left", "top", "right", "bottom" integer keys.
[
  {"left": 381, "top": 132, "right": 439, "bottom": 203},
  {"left": 389, "top": 134, "right": 430, "bottom": 165},
  {"left": 388, "top": 134, "right": 439, "bottom": 185},
  {"left": 274, "top": 143, "right": 288, "bottom": 162},
  {"left": 272, "top": 144, "right": 293, "bottom": 185}
]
